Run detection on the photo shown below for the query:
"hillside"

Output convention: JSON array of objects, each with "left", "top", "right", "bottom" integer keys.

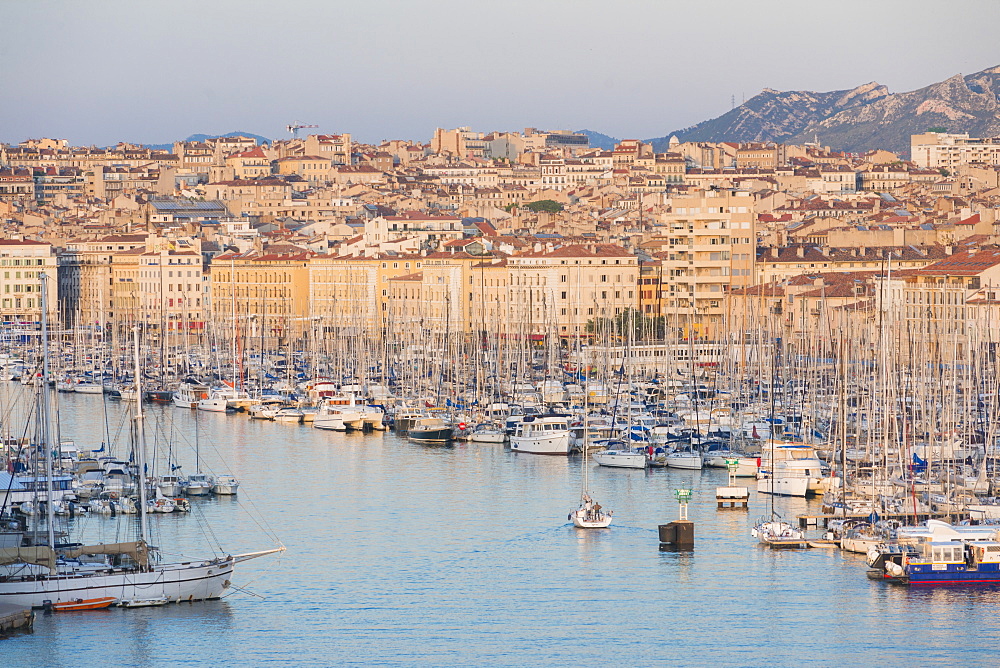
[{"left": 648, "top": 65, "right": 1000, "bottom": 154}]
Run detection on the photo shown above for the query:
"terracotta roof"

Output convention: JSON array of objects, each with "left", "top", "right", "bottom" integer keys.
[{"left": 905, "top": 248, "right": 1000, "bottom": 277}]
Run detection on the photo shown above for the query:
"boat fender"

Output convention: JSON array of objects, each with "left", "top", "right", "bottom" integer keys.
[{"left": 568, "top": 513, "right": 572, "bottom": 521}]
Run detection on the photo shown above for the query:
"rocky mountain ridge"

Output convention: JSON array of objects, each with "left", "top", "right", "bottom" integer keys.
[{"left": 649, "top": 65, "right": 1000, "bottom": 154}]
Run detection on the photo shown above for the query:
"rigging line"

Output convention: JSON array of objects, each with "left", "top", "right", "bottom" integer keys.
[
  {"left": 0, "top": 397, "right": 37, "bottom": 517},
  {"left": 222, "top": 548, "right": 286, "bottom": 599}
]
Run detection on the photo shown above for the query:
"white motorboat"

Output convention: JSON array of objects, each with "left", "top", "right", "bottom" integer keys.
[
  {"left": 467, "top": 422, "right": 506, "bottom": 443},
  {"left": 156, "top": 475, "right": 183, "bottom": 497},
  {"left": 87, "top": 492, "right": 137, "bottom": 515},
  {"left": 757, "top": 474, "right": 810, "bottom": 497},
  {"left": 704, "top": 451, "right": 759, "bottom": 477},
  {"left": 74, "top": 381, "right": 103, "bottom": 394},
  {"left": 147, "top": 495, "right": 176, "bottom": 514},
  {"left": 118, "top": 597, "right": 169, "bottom": 608},
  {"left": 198, "top": 387, "right": 251, "bottom": 412},
  {"left": 197, "top": 387, "right": 235, "bottom": 412},
  {"left": 313, "top": 395, "right": 365, "bottom": 430},
  {"left": 756, "top": 441, "right": 831, "bottom": 497},
  {"left": 173, "top": 382, "right": 208, "bottom": 408},
  {"left": 247, "top": 401, "right": 281, "bottom": 420},
  {"left": 183, "top": 473, "right": 213, "bottom": 496},
  {"left": 362, "top": 405, "right": 387, "bottom": 431},
  {"left": 510, "top": 414, "right": 571, "bottom": 455},
  {"left": 273, "top": 407, "right": 305, "bottom": 423},
  {"left": 212, "top": 475, "right": 239, "bottom": 495}
]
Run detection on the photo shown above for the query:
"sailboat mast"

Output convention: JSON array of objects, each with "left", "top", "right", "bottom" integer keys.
[
  {"left": 133, "top": 326, "right": 150, "bottom": 545},
  {"left": 39, "top": 272, "right": 57, "bottom": 551}
]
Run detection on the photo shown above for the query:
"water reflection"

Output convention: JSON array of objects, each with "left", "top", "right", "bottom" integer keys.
[{"left": 4, "top": 389, "right": 1000, "bottom": 665}]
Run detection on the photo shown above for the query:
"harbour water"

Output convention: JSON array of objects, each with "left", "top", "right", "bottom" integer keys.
[{"left": 6, "top": 393, "right": 1000, "bottom": 666}]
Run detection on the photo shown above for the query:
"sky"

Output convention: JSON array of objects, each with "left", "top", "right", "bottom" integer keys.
[{"left": 1, "top": 0, "right": 998, "bottom": 147}]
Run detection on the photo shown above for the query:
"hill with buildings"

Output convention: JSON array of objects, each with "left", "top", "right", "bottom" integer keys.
[
  {"left": 649, "top": 65, "right": 1000, "bottom": 155},
  {"left": 576, "top": 129, "right": 619, "bottom": 150},
  {"left": 143, "top": 131, "right": 270, "bottom": 150}
]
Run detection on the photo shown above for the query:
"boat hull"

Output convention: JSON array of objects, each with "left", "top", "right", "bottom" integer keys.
[
  {"left": 0, "top": 559, "right": 234, "bottom": 608},
  {"left": 313, "top": 416, "right": 347, "bottom": 431},
  {"left": 665, "top": 454, "right": 703, "bottom": 470},
  {"left": 592, "top": 451, "right": 646, "bottom": 469},
  {"left": 408, "top": 428, "right": 453, "bottom": 444},
  {"left": 757, "top": 476, "right": 811, "bottom": 497},
  {"left": 510, "top": 433, "right": 570, "bottom": 455}
]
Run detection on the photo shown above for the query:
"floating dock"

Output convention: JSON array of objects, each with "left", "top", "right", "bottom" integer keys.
[{"left": 716, "top": 486, "right": 749, "bottom": 509}]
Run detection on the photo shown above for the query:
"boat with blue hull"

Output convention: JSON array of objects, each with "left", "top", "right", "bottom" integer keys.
[{"left": 866, "top": 520, "right": 1000, "bottom": 585}]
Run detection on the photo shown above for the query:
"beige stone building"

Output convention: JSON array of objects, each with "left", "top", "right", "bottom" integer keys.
[
  {"left": 882, "top": 247, "right": 1000, "bottom": 360},
  {"left": 507, "top": 244, "right": 638, "bottom": 341},
  {"left": 303, "top": 134, "right": 352, "bottom": 165},
  {"left": 646, "top": 189, "right": 756, "bottom": 338},
  {"left": 209, "top": 249, "right": 314, "bottom": 345},
  {"left": 110, "top": 239, "right": 205, "bottom": 338},
  {"left": 58, "top": 233, "right": 147, "bottom": 327},
  {"left": 274, "top": 156, "right": 333, "bottom": 186},
  {"left": 0, "top": 168, "right": 35, "bottom": 202},
  {"left": 0, "top": 239, "right": 58, "bottom": 327},
  {"left": 911, "top": 132, "right": 1000, "bottom": 170}
]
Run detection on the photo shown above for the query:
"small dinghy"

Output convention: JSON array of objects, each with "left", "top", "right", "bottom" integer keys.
[
  {"left": 51, "top": 597, "right": 117, "bottom": 611},
  {"left": 118, "top": 597, "right": 169, "bottom": 608}
]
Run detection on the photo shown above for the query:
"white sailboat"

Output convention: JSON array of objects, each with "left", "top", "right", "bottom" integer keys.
[
  {"left": 569, "top": 411, "right": 612, "bottom": 528},
  {"left": 0, "top": 286, "right": 283, "bottom": 608}
]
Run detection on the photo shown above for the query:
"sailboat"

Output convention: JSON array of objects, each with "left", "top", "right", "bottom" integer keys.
[
  {"left": 569, "top": 410, "right": 612, "bottom": 528},
  {"left": 750, "top": 331, "right": 804, "bottom": 545},
  {"left": 0, "top": 279, "right": 284, "bottom": 608}
]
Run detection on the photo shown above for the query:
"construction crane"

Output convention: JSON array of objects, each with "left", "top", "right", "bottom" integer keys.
[{"left": 286, "top": 121, "right": 318, "bottom": 139}]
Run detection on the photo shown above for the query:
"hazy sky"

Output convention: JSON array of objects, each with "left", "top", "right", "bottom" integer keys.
[{"left": 2, "top": 0, "right": 998, "bottom": 146}]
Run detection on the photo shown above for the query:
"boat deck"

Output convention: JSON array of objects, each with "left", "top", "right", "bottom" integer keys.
[{"left": 762, "top": 538, "right": 811, "bottom": 549}]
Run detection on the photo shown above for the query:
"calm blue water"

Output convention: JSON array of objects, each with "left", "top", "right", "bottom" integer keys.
[{"left": 5, "top": 392, "right": 1000, "bottom": 666}]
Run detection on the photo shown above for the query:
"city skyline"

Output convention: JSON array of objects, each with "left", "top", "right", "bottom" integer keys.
[{"left": 2, "top": 0, "right": 997, "bottom": 146}]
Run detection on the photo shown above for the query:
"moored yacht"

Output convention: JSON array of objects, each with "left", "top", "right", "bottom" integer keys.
[
  {"left": 173, "top": 382, "right": 209, "bottom": 408},
  {"left": 510, "top": 414, "right": 571, "bottom": 455},
  {"left": 592, "top": 441, "right": 647, "bottom": 469},
  {"left": 407, "top": 416, "right": 453, "bottom": 444}
]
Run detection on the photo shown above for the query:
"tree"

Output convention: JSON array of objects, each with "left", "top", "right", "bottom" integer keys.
[
  {"left": 523, "top": 199, "right": 563, "bottom": 214},
  {"left": 927, "top": 127, "right": 947, "bottom": 133}
]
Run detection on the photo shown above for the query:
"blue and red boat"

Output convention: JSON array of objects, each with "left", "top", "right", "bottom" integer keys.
[{"left": 867, "top": 520, "right": 1000, "bottom": 585}]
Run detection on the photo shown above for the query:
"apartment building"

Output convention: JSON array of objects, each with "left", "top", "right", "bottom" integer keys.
[
  {"left": 365, "top": 212, "right": 464, "bottom": 250},
  {"left": 882, "top": 248, "right": 1000, "bottom": 360},
  {"left": 208, "top": 249, "right": 313, "bottom": 345},
  {"left": 110, "top": 240, "right": 205, "bottom": 336},
  {"left": 0, "top": 239, "right": 58, "bottom": 327},
  {"left": 650, "top": 189, "right": 756, "bottom": 338},
  {"left": 911, "top": 132, "right": 1000, "bottom": 170},
  {"left": 0, "top": 168, "right": 35, "bottom": 202},
  {"left": 506, "top": 244, "right": 638, "bottom": 340},
  {"left": 300, "top": 134, "right": 352, "bottom": 166},
  {"left": 58, "top": 233, "right": 147, "bottom": 327}
]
